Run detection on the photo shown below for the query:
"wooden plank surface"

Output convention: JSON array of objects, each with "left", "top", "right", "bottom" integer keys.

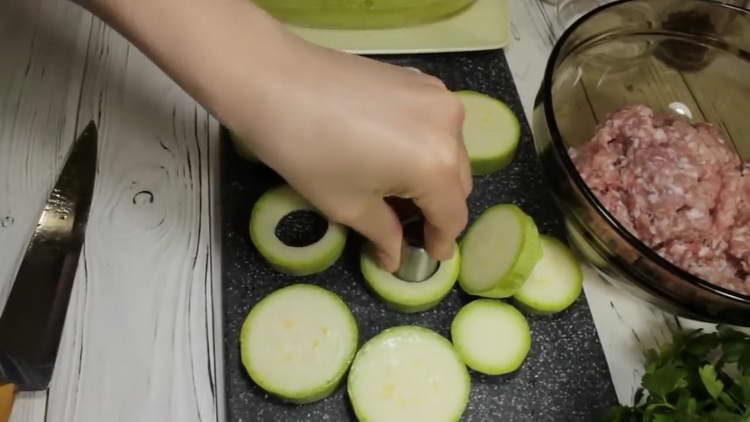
[
  {"left": 0, "top": 2, "right": 89, "bottom": 418},
  {"left": 0, "top": 1, "right": 223, "bottom": 421},
  {"left": 0, "top": 0, "right": 88, "bottom": 310}
]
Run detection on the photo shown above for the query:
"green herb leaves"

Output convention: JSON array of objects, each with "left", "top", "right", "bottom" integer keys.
[
  {"left": 643, "top": 363, "right": 689, "bottom": 398},
  {"left": 699, "top": 365, "right": 723, "bottom": 399},
  {"left": 606, "top": 325, "right": 750, "bottom": 422}
]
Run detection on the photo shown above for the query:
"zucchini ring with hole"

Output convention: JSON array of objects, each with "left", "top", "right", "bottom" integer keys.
[
  {"left": 250, "top": 185, "right": 347, "bottom": 276},
  {"left": 360, "top": 244, "right": 460, "bottom": 313}
]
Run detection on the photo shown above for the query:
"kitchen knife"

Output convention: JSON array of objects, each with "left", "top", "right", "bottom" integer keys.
[{"left": 0, "top": 121, "right": 97, "bottom": 421}]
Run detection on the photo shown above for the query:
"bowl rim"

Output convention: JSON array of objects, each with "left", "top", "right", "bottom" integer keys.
[{"left": 541, "top": 0, "right": 750, "bottom": 304}]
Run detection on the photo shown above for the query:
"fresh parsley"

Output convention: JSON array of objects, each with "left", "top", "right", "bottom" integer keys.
[{"left": 605, "top": 325, "right": 750, "bottom": 422}]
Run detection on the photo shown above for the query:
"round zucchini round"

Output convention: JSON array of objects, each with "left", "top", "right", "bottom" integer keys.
[
  {"left": 348, "top": 326, "right": 470, "bottom": 422},
  {"left": 450, "top": 299, "right": 531, "bottom": 375},
  {"left": 456, "top": 90, "right": 521, "bottom": 176},
  {"left": 458, "top": 204, "right": 541, "bottom": 297},
  {"left": 513, "top": 235, "right": 583, "bottom": 314},
  {"left": 240, "top": 284, "right": 358, "bottom": 404}
]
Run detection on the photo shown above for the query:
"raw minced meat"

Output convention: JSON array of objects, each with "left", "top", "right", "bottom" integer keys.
[{"left": 569, "top": 104, "right": 750, "bottom": 295}]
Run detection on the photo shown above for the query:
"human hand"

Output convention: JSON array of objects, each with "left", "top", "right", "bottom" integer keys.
[
  {"left": 79, "top": 0, "right": 471, "bottom": 272},
  {"left": 230, "top": 38, "right": 471, "bottom": 272}
]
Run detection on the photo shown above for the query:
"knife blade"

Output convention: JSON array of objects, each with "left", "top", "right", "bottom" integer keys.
[{"left": 0, "top": 121, "right": 97, "bottom": 420}]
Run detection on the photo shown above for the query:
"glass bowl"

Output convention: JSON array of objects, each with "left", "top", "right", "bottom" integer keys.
[
  {"left": 251, "top": 0, "right": 477, "bottom": 29},
  {"left": 532, "top": 0, "right": 750, "bottom": 325}
]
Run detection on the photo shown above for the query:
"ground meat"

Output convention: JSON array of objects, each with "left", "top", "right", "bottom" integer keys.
[{"left": 570, "top": 104, "right": 750, "bottom": 295}]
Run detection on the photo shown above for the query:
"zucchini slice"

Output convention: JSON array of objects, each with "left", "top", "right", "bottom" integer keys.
[
  {"left": 249, "top": 185, "right": 347, "bottom": 276},
  {"left": 514, "top": 235, "right": 583, "bottom": 314},
  {"left": 458, "top": 204, "right": 542, "bottom": 296},
  {"left": 360, "top": 243, "right": 460, "bottom": 313},
  {"left": 450, "top": 299, "right": 531, "bottom": 375},
  {"left": 348, "top": 326, "right": 470, "bottom": 422},
  {"left": 456, "top": 91, "right": 521, "bottom": 176},
  {"left": 240, "top": 284, "right": 358, "bottom": 404}
]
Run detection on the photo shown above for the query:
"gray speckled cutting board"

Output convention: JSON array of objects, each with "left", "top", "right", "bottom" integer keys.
[{"left": 221, "top": 50, "right": 618, "bottom": 422}]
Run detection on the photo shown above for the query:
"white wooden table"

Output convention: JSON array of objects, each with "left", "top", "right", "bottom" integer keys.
[{"left": 0, "top": 1, "right": 713, "bottom": 421}]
